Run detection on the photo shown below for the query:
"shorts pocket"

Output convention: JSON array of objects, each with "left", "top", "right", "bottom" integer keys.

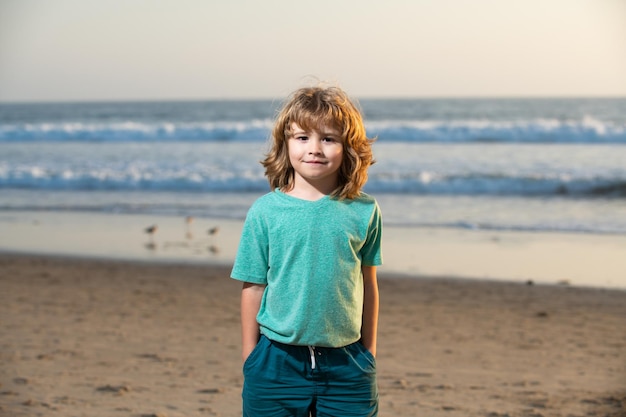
[
  {"left": 348, "top": 341, "right": 377, "bottom": 372},
  {"left": 359, "top": 342, "right": 376, "bottom": 362},
  {"left": 243, "top": 335, "right": 268, "bottom": 372}
]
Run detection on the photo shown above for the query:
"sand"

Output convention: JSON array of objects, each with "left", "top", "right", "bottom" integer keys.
[{"left": 1, "top": 254, "right": 625, "bottom": 417}]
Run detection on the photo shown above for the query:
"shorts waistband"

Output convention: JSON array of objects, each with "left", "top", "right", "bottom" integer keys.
[{"left": 262, "top": 334, "right": 359, "bottom": 351}]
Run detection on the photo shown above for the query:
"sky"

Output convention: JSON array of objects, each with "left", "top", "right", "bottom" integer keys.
[{"left": 0, "top": 0, "right": 625, "bottom": 102}]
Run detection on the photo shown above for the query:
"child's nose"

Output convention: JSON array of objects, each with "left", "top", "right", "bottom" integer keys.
[{"left": 308, "top": 138, "right": 323, "bottom": 154}]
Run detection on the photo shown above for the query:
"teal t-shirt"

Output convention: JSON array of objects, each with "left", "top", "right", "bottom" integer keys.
[{"left": 231, "top": 189, "right": 383, "bottom": 347}]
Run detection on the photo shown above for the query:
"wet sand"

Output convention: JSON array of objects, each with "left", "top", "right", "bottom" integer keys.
[
  {"left": 2, "top": 210, "right": 626, "bottom": 289},
  {"left": 1, "top": 254, "right": 624, "bottom": 416}
]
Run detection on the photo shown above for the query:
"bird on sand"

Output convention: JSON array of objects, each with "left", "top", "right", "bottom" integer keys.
[
  {"left": 143, "top": 224, "right": 159, "bottom": 250},
  {"left": 207, "top": 226, "right": 220, "bottom": 236},
  {"left": 144, "top": 225, "right": 158, "bottom": 244}
]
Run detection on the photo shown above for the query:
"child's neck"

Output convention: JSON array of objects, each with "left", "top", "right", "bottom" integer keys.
[{"left": 285, "top": 178, "right": 337, "bottom": 201}]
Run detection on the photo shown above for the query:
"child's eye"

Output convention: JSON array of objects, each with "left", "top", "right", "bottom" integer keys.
[
  {"left": 323, "top": 137, "right": 337, "bottom": 143},
  {"left": 295, "top": 135, "right": 308, "bottom": 141}
]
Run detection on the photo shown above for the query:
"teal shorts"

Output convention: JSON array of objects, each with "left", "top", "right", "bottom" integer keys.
[{"left": 243, "top": 335, "right": 378, "bottom": 416}]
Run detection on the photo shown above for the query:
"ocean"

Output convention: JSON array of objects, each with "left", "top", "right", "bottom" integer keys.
[{"left": 1, "top": 98, "right": 626, "bottom": 236}]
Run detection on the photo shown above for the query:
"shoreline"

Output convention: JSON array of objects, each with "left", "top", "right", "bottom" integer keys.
[
  {"left": 1, "top": 253, "right": 625, "bottom": 416},
  {"left": 1, "top": 210, "right": 626, "bottom": 289}
]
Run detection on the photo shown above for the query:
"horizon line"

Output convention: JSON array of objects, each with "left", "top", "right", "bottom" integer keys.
[{"left": 2, "top": 94, "right": 626, "bottom": 105}]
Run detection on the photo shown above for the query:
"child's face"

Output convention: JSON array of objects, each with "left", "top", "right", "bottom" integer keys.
[{"left": 287, "top": 122, "right": 344, "bottom": 190}]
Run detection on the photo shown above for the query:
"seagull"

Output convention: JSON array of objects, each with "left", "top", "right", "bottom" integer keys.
[{"left": 207, "top": 226, "right": 220, "bottom": 236}]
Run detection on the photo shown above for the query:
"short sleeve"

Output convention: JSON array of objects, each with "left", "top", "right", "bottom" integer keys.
[
  {"left": 230, "top": 204, "right": 270, "bottom": 284},
  {"left": 360, "top": 202, "right": 383, "bottom": 266}
]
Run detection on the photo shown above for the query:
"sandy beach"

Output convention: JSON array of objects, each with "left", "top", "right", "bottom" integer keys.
[{"left": 1, "top": 254, "right": 624, "bottom": 417}]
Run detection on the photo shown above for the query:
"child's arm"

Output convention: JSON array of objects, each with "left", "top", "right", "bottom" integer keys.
[
  {"left": 361, "top": 265, "right": 379, "bottom": 357},
  {"left": 241, "top": 282, "right": 266, "bottom": 362}
]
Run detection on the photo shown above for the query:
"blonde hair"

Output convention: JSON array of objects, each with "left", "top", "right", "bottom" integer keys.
[{"left": 262, "top": 86, "right": 375, "bottom": 199}]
